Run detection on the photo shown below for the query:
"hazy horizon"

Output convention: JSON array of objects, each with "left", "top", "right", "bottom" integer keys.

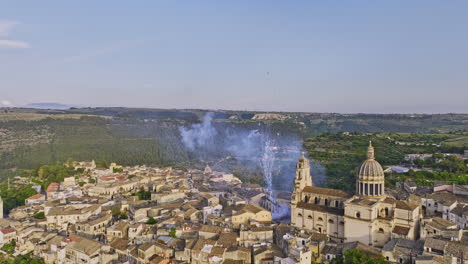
[{"left": 1, "top": 1, "right": 468, "bottom": 113}]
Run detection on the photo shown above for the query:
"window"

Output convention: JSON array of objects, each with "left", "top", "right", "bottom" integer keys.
[
  {"left": 298, "top": 213, "right": 302, "bottom": 217},
  {"left": 335, "top": 201, "right": 339, "bottom": 207},
  {"left": 325, "top": 199, "right": 328, "bottom": 206},
  {"left": 308, "top": 215, "right": 312, "bottom": 219},
  {"left": 314, "top": 197, "right": 319, "bottom": 204},
  {"left": 318, "top": 217, "right": 323, "bottom": 222},
  {"left": 378, "top": 228, "right": 384, "bottom": 233},
  {"left": 318, "top": 227, "right": 322, "bottom": 233},
  {"left": 356, "top": 212, "right": 361, "bottom": 218},
  {"left": 328, "top": 219, "right": 334, "bottom": 224}
]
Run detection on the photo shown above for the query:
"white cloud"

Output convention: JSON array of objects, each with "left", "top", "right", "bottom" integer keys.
[
  {"left": 0, "top": 20, "right": 30, "bottom": 49},
  {"left": 0, "top": 39, "right": 30, "bottom": 48},
  {"left": 1, "top": 100, "right": 14, "bottom": 107}
]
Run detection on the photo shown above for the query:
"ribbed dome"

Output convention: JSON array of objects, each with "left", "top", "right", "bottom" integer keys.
[
  {"left": 357, "top": 159, "right": 384, "bottom": 179},
  {"left": 356, "top": 141, "right": 385, "bottom": 197}
]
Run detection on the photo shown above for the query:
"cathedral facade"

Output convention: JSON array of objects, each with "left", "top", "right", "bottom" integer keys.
[{"left": 291, "top": 142, "right": 421, "bottom": 247}]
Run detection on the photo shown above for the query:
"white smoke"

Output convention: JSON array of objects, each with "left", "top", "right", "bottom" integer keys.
[
  {"left": 179, "top": 112, "right": 217, "bottom": 151},
  {"left": 179, "top": 112, "right": 309, "bottom": 220}
]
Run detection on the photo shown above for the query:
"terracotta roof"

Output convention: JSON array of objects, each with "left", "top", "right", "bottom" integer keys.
[
  {"left": 210, "top": 246, "right": 226, "bottom": 256},
  {"left": 66, "top": 236, "right": 102, "bottom": 255},
  {"left": 110, "top": 238, "right": 130, "bottom": 251},
  {"left": 382, "top": 197, "right": 396, "bottom": 204},
  {"left": 395, "top": 200, "right": 418, "bottom": 211},
  {"left": 139, "top": 242, "right": 154, "bottom": 252},
  {"left": 445, "top": 241, "right": 468, "bottom": 256},
  {"left": 240, "top": 204, "right": 264, "bottom": 214},
  {"left": 46, "top": 182, "right": 60, "bottom": 192},
  {"left": 26, "top": 194, "right": 45, "bottom": 200},
  {"left": 200, "top": 225, "right": 223, "bottom": 234},
  {"left": 192, "top": 239, "right": 216, "bottom": 251},
  {"left": 302, "top": 186, "right": 352, "bottom": 198},
  {"left": 424, "top": 238, "right": 446, "bottom": 251},
  {"left": 217, "top": 233, "right": 238, "bottom": 247},
  {"left": 0, "top": 228, "right": 15, "bottom": 234},
  {"left": 392, "top": 225, "right": 410, "bottom": 236},
  {"left": 428, "top": 217, "right": 457, "bottom": 230}
]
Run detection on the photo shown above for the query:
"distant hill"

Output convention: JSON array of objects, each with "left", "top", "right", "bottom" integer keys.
[
  {"left": 0, "top": 107, "right": 467, "bottom": 186},
  {"left": 25, "top": 103, "right": 80, "bottom": 110}
]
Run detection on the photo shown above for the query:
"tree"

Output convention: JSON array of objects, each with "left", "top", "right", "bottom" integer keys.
[
  {"left": 146, "top": 217, "right": 156, "bottom": 225},
  {"left": 66, "top": 157, "right": 74, "bottom": 168},
  {"left": 33, "top": 211, "right": 45, "bottom": 219},
  {"left": 169, "top": 227, "right": 176, "bottom": 238},
  {"left": 330, "top": 249, "right": 390, "bottom": 264},
  {"left": 413, "top": 158, "right": 425, "bottom": 168},
  {"left": 120, "top": 212, "right": 128, "bottom": 219},
  {"left": 111, "top": 205, "right": 121, "bottom": 217}
]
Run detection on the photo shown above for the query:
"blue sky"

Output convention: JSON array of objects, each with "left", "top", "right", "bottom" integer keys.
[{"left": 1, "top": 1, "right": 467, "bottom": 113}]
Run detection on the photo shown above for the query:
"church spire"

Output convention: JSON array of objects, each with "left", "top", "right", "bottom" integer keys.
[{"left": 367, "top": 141, "right": 375, "bottom": 159}]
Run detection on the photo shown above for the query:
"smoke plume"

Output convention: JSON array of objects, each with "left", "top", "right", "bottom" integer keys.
[
  {"left": 179, "top": 112, "right": 324, "bottom": 220},
  {"left": 179, "top": 112, "right": 217, "bottom": 151}
]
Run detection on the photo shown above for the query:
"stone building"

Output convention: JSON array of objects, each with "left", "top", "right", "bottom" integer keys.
[{"left": 291, "top": 142, "right": 422, "bottom": 247}]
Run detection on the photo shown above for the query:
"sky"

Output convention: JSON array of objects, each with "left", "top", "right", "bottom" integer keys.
[{"left": 1, "top": 1, "right": 467, "bottom": 113}]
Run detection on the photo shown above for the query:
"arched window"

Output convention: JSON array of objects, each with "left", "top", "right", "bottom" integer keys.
[
  {"left": 314, "top": 197, "right": 319, "bottom": 204},
  {"left": 318, "top": 227, "right": 322, "bottom": 233},
  {"left": 298, "top": 213, "right": 302, "bottom": 217},
  {"left": 356, "top": 212, "right": 361, "bottom": 218},
  {"left": 385, "top": 208, "right": 389, "bottom": 217},
  {"left": 318, "top": 217, "right": 323, "bottom": 222},
  {"left": 308, "top": 215, "right": 312, "bottom": 219},
  {"left": 328, "top": 219, "right": 334, "bottom": 224},
  {"left": 340, "top": 221, "right": 345, "bottom": 225},
  {"left": 378, "top": 228, "right": 384, "bottom": 233},
  {"left": 304, "top": 196, "right": 310, "bottom": 203},
  {"left": 335, "top": 201, "right": 339, "bottom": 207}
]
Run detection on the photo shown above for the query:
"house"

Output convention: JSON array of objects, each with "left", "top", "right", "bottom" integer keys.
[
  {"left": 231, "top": 204, "right": 272, "bottom": 228},
  {"left": 107, "top": 222, "right": 129, "bottom": 241},
  {"left": 239, "top": 226, "right": 273, "bottom": 247},
  {"left": 199, "top": 225, "right": 223, "bottom": 240},
  {"left": 448, "top": 204, "right": 468, "bottom": 229},
  {"left": 382, "top": 238, "right": 424, "bottom": 263},
  {"left": 62, "top": 235, "right": 114, "bottom": 264},
  {"left": 200, "top": 193, "right": 220, "bottom": 206},
  {"left": 420, "top": 217, "right": 461, "bottom": 241},
  {"left": 46, "top": 204, "right": 101, "bottom": 231},
  {"left": 0, "top": 228, "right": 16, "bottom": 246},
  {"left": 46, "top": 182, "right": 60, "bottom": 200},
  {"left": 25, "top": 194, "right": 46, "bottom": 205}
]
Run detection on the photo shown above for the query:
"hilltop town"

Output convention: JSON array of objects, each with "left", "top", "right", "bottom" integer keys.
[{"left": 0, "top": 143, "right": 467, "bottom": 264}]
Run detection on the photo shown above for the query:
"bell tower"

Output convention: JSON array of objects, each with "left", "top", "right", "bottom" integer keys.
[{"left": 291, "top": 152, "right": 312, "bottom": 206}]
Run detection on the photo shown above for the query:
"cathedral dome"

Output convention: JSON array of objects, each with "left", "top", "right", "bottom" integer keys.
[
  {"left": 357, "top": 159, "right": 384, "bottom": 180},
  {"left": 356, "top": 141, "right": 385, "bottom": 197}
]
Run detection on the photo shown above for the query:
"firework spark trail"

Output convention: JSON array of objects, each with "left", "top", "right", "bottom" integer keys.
[{"left": 260, "top": 135, "right": 275, "bottom": 203}]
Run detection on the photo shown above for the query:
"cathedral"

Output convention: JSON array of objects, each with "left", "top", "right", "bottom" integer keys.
[{"left": 291, "top": 142, "right": 421, "bottom": 247}]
